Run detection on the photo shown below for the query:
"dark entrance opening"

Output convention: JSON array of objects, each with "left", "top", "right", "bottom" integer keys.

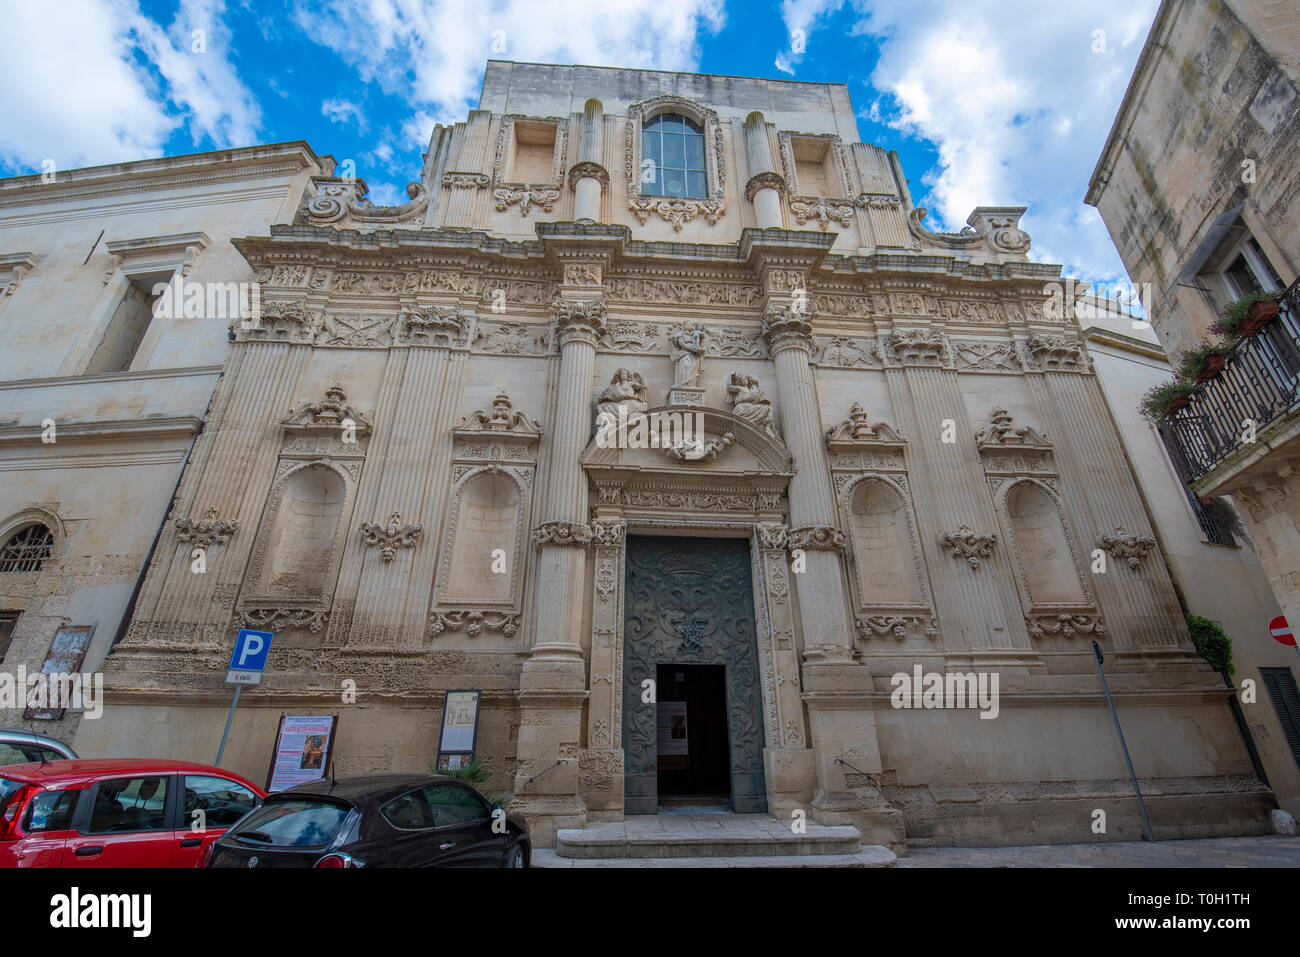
[{"left": 656, "top": 663, "right": 730, "bottom": 805}]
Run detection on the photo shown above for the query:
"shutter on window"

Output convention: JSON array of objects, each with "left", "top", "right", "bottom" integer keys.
[{"left": 1261, "top": 668, "right": 1300, "bottom": 767}]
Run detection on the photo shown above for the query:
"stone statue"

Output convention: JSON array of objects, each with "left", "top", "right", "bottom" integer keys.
[
  {"left": 669, "top": 322, "right": 708, "bottom": 388},
  {"left": 727, "top": 372, "right": 776, "bottom": 434},
  {"left": 597, "top": 368, "right": 649, "bottom": 421}
]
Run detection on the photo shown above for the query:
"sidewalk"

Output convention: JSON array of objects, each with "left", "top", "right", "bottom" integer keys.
[{"left": 896, "top": 835, "right": 1300, "bottom": 867}]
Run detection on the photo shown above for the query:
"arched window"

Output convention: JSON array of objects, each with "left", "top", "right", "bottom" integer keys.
[
  {"left": 264, "top": 465, "right": 346, "bottom": 597},
  {"left": 442, "top": 472, "right": 521, "bottom": 604},
  {"left": 846, "top": 479, "right": 923, "bottom": 607},
  {"left": 0, "top": 525, "right": 54, "bottom": 573},
  {"left": 642, "top": 113, "right": 707, "bottom": 199},
  {"left": 1005, "top": 482, "right": 1086, "bottom": 605}
]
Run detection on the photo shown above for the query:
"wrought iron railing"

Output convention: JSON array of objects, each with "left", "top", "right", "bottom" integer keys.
[{"left": 1162, "top": 276, "right": 1300, "bottom": 482}]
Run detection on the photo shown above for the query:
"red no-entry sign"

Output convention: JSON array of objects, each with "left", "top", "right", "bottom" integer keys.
[{"left": 1269, "top": 615, "right": 1296, "bottom": 646}]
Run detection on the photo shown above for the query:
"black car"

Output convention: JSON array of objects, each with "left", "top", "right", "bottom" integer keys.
[{"left": 204, "top": 773, "right": 529, "bottom": 868}]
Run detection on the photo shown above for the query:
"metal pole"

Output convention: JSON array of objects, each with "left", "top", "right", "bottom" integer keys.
[
  {"left": 1092, "top": 641, "right": 1155, "bottom": 842},
  {"left": 214, "top": 684, "right": 242, "bottom": 766}
]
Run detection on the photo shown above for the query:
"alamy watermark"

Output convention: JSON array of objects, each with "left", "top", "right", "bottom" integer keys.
[
  {"left": 890, "top": 665, "right": 999, "bottom": 719},
  {"left": 151, "top": 275, "right": 260, "bottom": 323},
  {"left": 0, "top": 666, "right": 103, "bottom": 719}
]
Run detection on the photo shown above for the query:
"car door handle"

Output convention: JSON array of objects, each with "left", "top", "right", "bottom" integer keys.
[
  {"left": 180, "top": 838, "right": 201, "bottom": 848},
  {"left": 439, "top": 842, "right": 456, "bottom": 850},
  {"left": 74, "top": 846, "right": 103, "bottom": 857}
]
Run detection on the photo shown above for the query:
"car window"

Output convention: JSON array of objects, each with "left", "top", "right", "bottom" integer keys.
[
  {"left": 183, "top": 775, "right": 258, "bottom": 829},
  {"left": 381, "top": 789, "right": 434, "bottom": 830},
  {"left": 0, "top": 776, "right": 25, "bottom": 810},
  {"left": 231, "top": 799, "right": 350, "bottom": 848},
  {"left": 22, "top": 789, "right": 77, "bottom": 832},
  {"left": 0, "top": 743, "right": 33, "bottom": 764},
  {"left": 88, "top": 776, "right": 170, "bottom": 833},
  {"left": 423, "top": 784, "right": 487, "bottom": 826}
]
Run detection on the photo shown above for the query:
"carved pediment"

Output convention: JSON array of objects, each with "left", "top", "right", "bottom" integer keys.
[
  {"left": 282, "top": 385, "right": 371, "bottom": 452},
  {"left": 975, "top": 407, "right": 1054, "bottom": 476},
  {"left": 825, "top": 403, "right": 906, "bottom": 455},
  {"left": 455, "top": 392, "right": 540, "bottom": 440}
]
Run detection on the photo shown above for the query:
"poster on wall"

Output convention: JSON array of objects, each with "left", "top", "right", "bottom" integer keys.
[
  {"left": 435, "top": 690, "right": 481, "bottom": 772},
  {"left": 24, "top": 625, "right": 95, "bottom": 720},
  {"left": 656, "top": 701, "right": 689, "bottom": 756},
  {"left": 267, "top": 714, "right": 338, "bottom": 792}
]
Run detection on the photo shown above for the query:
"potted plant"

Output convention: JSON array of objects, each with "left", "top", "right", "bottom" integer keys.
[
  {"left": 1140, "top": 378, "right": 1197, "bottom": 420},
  {"left": 1212, "top": 289, "right": 1279, "bottom": 339},
  {"left": 1176, "top": 338, "right": 1232, "bottom": 383}
]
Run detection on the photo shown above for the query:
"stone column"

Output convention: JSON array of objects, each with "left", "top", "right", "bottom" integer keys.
[
  {"left": 743, "top": 111, "right": 786, "bottom": 229},
  {"left": 761, "top": 302, "right": 854, "bottom": 662},
  {"left": 761, "top": 299, "right": 905, "bottom": 848},
  {"left": 509, "top": 294, "right": 606, "bottom": 845},
  {"left": 569, "top": 99, "right": 610, "bottom": 222}
]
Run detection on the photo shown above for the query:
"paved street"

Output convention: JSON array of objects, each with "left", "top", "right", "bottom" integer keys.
[{"left": 896, "top": 835, "right": 1300, "bottom": 867}]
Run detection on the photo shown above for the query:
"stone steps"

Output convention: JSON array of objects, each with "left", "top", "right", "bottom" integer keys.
[
  {"left": 534, "top": 847, "right": 897, "bottom": 868},
  {"left": 551, "top": 813, "right": 893, "bottom": 865}
]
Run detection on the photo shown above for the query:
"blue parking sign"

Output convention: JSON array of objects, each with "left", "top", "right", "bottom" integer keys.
[{"left": 228, "top": 629, "right": 273, "bottom": 676}]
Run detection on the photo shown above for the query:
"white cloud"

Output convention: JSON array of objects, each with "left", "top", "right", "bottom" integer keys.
[
  {"left": 0, "top": 0, "right": 260, "bottom": 174},
  {"left": 322, "top": 97, "right": 366, "bottom": 129},
  {"left": 774, "top": 0, "right": 841, "bottom": 75},
  {"left": 787, "top": 0, "right": 1159, "bottom": 285},
  {"left": 294, "top": 0, "right": 726, "bottom": 142}
]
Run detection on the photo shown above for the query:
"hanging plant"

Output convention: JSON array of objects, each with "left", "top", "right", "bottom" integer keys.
[
  {"left": 1176, "top": 338, "right": 1232, "bottom": 383},
  {"left": 1139, "top": 378, "right": 1197, "bottom": 420},
  {"left": 1185, "top": 613, "right": 1234, "bottom": 676},
  {"left": 1211, "top": 289, "right": 1279, "bottom": 340}
]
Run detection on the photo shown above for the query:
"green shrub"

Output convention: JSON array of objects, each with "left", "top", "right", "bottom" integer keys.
[
  {"left": 1139, "top": 378, "right": 1196, "bottom": 421},
  {"left": 433, "top": 758, "right": 504, "bottom": 806},
  {"left": 1185, "top": 613, "right": 1234, "bottom": 676},
  {"left": 1211, "top": 289, "right": 1274, "bottom": 338},
  {"left": 1175, "top": 338, "right": 1232, "bottom": 381}
]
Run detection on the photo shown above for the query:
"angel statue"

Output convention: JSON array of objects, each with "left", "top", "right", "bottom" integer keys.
[
  {"left": 727, "top": 372, "right": 776, "bottom": 435},
  {"left": 596, "top": 368, "right": 649, "bottom": 423},
  {"left": 669, "top": 322, "right": 708, "bottom": 388}
]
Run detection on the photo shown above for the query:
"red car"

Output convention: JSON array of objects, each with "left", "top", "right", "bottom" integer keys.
[{"left": 0, "top": 759, "right": 266, "bottom": 867}]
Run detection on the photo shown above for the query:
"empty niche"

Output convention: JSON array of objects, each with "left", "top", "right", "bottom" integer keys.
[
  {"left": 265, "top": 464, "right": 346, "bottom": 597},
  {"left": 847, "top": 478, "right": 923, "bottom": 606},
  {"left": 1005, "top": 481, "right": 1085, "bottom": 605},
  {"left": 442, "top": 471, "right": 521, "bottom": 604}
]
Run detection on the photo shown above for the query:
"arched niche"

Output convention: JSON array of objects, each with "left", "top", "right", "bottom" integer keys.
[
  {"left": 260, "top": 462, "right": 348, "bottom": 599},
  {"left": 845, "top": 477, "right": 925, "bottom": 607},
  {"left": 1001, "top": 479, "right": 1088, "bottom": 607},
  {"left": 436, "top": 466, "right": 528, "bottom": 609}
]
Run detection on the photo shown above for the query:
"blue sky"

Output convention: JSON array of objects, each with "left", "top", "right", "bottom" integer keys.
[{"left": 0, "top": 0, "right": 1159, "bottom": 288}]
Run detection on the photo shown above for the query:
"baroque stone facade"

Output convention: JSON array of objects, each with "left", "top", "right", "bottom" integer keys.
[{"left": 57, "top": 61, "right": 1280, "bottom": 848}]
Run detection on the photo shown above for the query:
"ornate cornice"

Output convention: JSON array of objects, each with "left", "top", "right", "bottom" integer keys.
[
  {"left": 938, "top": 524, "right": 998, "bottom": 569},
  {"left": 359, "top": 512, "right": 423, "bottom": 562}
]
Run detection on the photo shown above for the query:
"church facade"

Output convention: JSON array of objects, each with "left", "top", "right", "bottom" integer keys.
[{"left": 79, "top": 62, "right": 1276, "bottom": 847}]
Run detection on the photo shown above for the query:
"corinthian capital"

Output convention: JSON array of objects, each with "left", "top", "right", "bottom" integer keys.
[
  {"left": 761, "top": 301, "right": 815, "bottom": 353},
  {"left": 551, "top": 295, "right": 608, "bottom": 344}
]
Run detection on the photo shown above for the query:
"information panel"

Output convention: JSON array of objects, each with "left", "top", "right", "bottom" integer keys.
[{"left": 267, "top": 714, "right": 338, "bottom": 792}]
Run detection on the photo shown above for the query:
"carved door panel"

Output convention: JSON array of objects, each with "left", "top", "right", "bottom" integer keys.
[{"left": 623, "top": 536, "right": 767, "bottom": 814}]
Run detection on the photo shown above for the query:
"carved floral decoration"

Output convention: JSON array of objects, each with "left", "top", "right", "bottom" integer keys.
[
  {"left": 938, "top": 524, "right": 998, "bottom": 569},
  {"left": 1095, "top": 525, "right": 1156, "bottom": 571},
  {"left": 359, "top": 512, "right": 424, "bottom": 562},
  {"left": 174, "top": 507, "right": 238, "bottom": 548}
]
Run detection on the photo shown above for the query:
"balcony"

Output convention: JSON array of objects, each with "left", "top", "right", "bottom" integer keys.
[{"left": 1160, "top": 277, "right": 1300, "bottom": 492}]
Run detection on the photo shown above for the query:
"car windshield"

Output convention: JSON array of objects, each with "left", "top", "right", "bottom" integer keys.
[{"left": 231, "top": 799, "right": 349, "bottom": 848}]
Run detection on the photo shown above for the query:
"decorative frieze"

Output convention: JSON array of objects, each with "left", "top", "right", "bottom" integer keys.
[
  {"left": 1025, "top": 333, "right": 1090, "bottom": 372},
  {"left": 1025, "top": 613, "right": 1105, "bottom": 640},
  {"left": 442, "top": 172, "right": 491, "bottom": 189},
  {"left": 953, "top": 340, "right": 1022, "bottom": 373},
  {"left": 854, "top": 616, "right": 939, "bottom": 640},
  {"left": 815, "top": 336, "right": 879, "bottom": 368},
  {"left": 1095, "top": 525, "right": 1157, "bottom": 570},
  {"left": 607, "top": 277, "right": 763, "bottom": 308},
  {"left": 236, "top": 607, "right": 329, "bottom": 634},
  {"left": 888, "top": 329, "right": 950, "bottom": 366},
  {"left": 475, "top": 322, "right": 549, "bottom": 355},
  {"left": 708, "top": 326, "right": 765, "bottom": 358},
  {"left": 397, "top": 304, "right": 466, "bottom": 346},
  {"left": 428, "top": 609, "right": 520, "bottom": 638},
  {"left": 789, "top": 197, "right": 855, "bottom": 230},
  {"left": 787, "top": 525, "right": 846, "bottom": 552},
  {"left": 532, "top": 521, "right": 593, "bottom": 547},
  {"left": 938, "top": 524, "right": 998, "bottom": 569},
  {"left": 359, "top": 513, "right": 423, "bottom": 562},
  {"left": 493, "top": 186, "right": 560, "bottom": 215},
  {"left": 628, "top": 197, "right": 726, "bottom": 231},
  {"left": 174, "top": 507, "right": 238, "bottom": 548}
]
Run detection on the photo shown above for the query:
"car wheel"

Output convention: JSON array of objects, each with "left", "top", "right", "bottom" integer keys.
[{"left": 506, "top": 844, "right": 526, "bottom": 868}]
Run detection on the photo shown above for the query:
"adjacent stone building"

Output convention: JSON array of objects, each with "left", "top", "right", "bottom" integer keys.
[
  {"left": 0, "top": 144, "right": 324, "bottom": 745},
  {"left": 49, "top": 61, "right": 1283, "bottom": 847},
  {"left": 1087, "top": 0, "right": 1300, "bottom": 794}
]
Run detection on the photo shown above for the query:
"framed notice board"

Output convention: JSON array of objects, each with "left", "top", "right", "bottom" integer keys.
[
  {"left": 266, "top": 713, "right": 340, "bottom": 792},
  {"left": 435, "top": 690, "right": 481, "bottom": 771}
]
